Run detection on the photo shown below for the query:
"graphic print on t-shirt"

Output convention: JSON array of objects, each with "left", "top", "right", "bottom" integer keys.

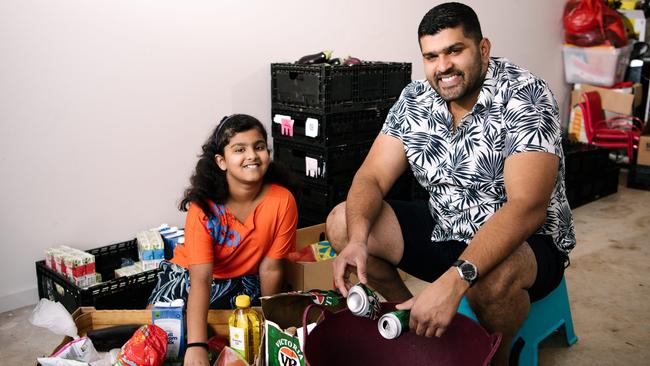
[{"left": 206, "top": 203, "right": 242, "bottom": 248}]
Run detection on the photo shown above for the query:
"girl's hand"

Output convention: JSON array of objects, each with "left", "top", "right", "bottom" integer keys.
[{"left": 183, "top": 346, "right": 210, "bottom": 366}]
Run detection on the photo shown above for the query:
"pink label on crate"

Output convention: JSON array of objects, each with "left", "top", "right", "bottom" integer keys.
[
  {"left": 86, "top": 262, "right": 95, "bottom": 274},
  {"left": 281, "top": 118, "right": 294, "bottom": 136}
]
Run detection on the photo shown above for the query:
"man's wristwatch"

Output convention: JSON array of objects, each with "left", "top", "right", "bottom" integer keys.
[{"left": 452, "top": 259, "right": 479, "bottom": 287}]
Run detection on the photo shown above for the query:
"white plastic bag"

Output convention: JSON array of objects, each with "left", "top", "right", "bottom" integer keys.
[
  {"left": 29, "top": 298, "right": 78, "bottom": 339},
  {"left": 37, "top": 337, "right": 100, "bottom": 366}
]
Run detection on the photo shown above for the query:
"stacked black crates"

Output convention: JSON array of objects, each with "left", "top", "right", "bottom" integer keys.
[
  {"left": 563, "top": 139, "right": 620, "bottom": 208},
  {"left": 271, "top": 62, "right": 412, "bottom": 227}
]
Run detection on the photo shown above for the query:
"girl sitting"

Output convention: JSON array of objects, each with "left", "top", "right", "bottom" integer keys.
[{"left": 148, "top": 114, "right": 298, "bottom": 365}]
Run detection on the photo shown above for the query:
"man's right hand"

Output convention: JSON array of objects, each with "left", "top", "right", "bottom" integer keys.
[
  {"left": 333, "top": 241, "right": 369, "bottom": 297},
  {"left": 183, "top": 345, "right": 210, "bottom": 365}
]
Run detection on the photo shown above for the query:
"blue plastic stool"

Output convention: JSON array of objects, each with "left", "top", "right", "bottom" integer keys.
[{"left": 457, "top": 276, "right": 578, "bottom": 366}]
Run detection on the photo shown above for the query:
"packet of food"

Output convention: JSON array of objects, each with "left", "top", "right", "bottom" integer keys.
[
  {"left": 114, "top": 324, "right": 168, "bottom": 366},
  {"left": 36, "top": 337, "right": 100, "bottom": 366}
]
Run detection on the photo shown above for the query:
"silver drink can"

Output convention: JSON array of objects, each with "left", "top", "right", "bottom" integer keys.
[
  {"left": 378, "top": 310, "right": 410, "bottom": 339},
  {"left": 347, "top": 283, "right": 382, "bottom": 320}
]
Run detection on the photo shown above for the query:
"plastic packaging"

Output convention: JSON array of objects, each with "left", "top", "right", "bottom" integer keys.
[
  {"left": 228, "top": 295, "right": 261, "bottom": 363},
  {"left": 36, "top": 337, "right": 100, "bottom": 366},
  {"left": 114, "top": 324, "right": 168, "bottom": 366},
  {"left": 29, "top": 298, "right": 78, "bottom": 339}
]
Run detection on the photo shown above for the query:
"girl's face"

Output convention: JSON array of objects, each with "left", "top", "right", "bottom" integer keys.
[{"left": 215, "top": 128, "right": 270, "bottom": 186}]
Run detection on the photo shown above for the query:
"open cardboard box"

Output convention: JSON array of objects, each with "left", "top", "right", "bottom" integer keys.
[
  {"left": 283, "top": 223, "right": 407, "bottom": 292},
  {"left": 636, "top": 123, "right": 650, "bottom": 166},
  {"left": 36, "top": 306, "right": 243, "bottom": 366},
  {"left": 283, "top": 224, "right": 334, "bottom": 292},
  {"left": 570, "top": 83, "right": 642, "bottom": 116}
]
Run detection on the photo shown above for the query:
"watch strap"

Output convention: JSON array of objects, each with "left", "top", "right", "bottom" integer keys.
[{"left": 452, "top": 259, "right": 478, "bottom": 286}]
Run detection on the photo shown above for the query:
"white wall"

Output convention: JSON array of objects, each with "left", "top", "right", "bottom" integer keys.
[{"left": 0, "top": 0, "right": 568, "bottom": 312}]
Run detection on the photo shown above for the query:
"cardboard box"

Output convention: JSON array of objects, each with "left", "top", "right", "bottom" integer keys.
[
  {"left": 636, "top": 123, "right": 650, "bottom": 166},
  {"left": 38, "top": 307, "right": 240, "bottom": 366},
  {"left": 284, "top": 224, "right": 334, "bottom": 292},
  {"left": 283, "top": 223, "right": 407, "bottom": 292},
  {"left": 571, "top": 83, "right": 643, "bottom": 116}
]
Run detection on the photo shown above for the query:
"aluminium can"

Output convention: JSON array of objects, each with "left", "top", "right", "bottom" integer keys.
[
  {"left": 347, "top": 283, "right": 382, "bottom": 320},
  {"left": 378, "top": 310, "right": 410, "bottom": 339}
]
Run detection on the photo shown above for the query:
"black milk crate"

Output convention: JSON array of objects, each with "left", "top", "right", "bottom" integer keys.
[
  {"left": 562, "top": 139, "right": 611, "bottom": 179},
  {"left": 295, "top": 171, "right": 414, "bottom": 227},
  {"left": 273, "top": 138, "right": 372, "bottom": 184},
  {"left": 565, "top": 163, "right": 620, "bottom": 208},
  {"left": 297, "top": 178, "right": 353, "bottom": 219},
  {"left": 271, "top": 62, "right": 411, "bottom": 114},
  {"left": 593, "top": 164, "right": 620, "bottom": 198},
  {"left": 627, "top": 164, "right": 650, "bottom": 190},
  {"left": 298, "top": 210, "right": 328, "bottom": 228},
  {"left": 36, "top": 239, "right": 160, "bottom": 313},
  {"left": 271, "top": 107, "right": 388, "bottom": 147}
]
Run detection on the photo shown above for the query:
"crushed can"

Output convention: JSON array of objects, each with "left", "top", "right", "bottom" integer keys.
[
  {"left": 378, "top": 310, "right": 410, "bottom": 339},
  {"left": 347, "top": 283, "right": 381, "bottom": 320}
]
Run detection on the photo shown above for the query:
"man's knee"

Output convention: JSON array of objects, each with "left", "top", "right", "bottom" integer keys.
[
  {"left": 467, "top": 267, "right": 515, "bottom": 308},
  {"left": 326, "top": 202, "right": 348, "bottom": 253},
  {"left": 468, "top": 245, "right": 536, "bottom": 307}
]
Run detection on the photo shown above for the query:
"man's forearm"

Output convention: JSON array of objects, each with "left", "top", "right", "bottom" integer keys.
[
  {"left": 460, "top": 199, "right": 548, "bottom": 279},
  {"left": 345, "top": 173, "right": 387, "bottom": 244}
]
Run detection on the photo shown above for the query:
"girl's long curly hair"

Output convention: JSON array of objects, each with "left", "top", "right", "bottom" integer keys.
[{"left": 179, "top": 114, "right": 299, "bottom": 217}]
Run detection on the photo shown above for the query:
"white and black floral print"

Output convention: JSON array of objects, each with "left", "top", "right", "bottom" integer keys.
[{"left": 382, "top": 58, "right": 576, "bottom": 255}]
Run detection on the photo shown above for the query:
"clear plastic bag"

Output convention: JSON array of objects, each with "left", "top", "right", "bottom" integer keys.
[{"left": 29, "top": 298, "right": 78, "bottom": 339}]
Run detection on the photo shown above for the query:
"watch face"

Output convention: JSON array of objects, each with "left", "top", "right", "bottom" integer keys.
[{"left": 460, "top": 263, "right": 477, "bottom": 281}]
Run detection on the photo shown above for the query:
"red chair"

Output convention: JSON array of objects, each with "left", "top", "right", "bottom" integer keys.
[{"left": 579, "top": 91, "right": 644, "bottom": 162}]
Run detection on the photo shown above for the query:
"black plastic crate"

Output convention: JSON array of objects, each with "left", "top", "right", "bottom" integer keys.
[
  {"left": 593, "top": 165, "right": 620, "bottom": 198},
  {"left": 563, "top": 139, "right": 611, "bottom": 179},
  {"left": 273, "top": 138, "right": 371, "bottom": 184},
  {"left": 36, "top": 239, "right": 160, "bottom": 313},
  {"left": 298, "top": 210, "right": 327, "bottom": 228},
  {"left": 297, "top": 178, "right": 352, "bottom": 219},
  {"left": 295, "top": 170, "right": 414, "bottom": 228},
  {"left": 271, "top": 107, "right": 387, "bottom": 147},
  {"left": 271, "top": 62, "right": 411, "bottom": 114},
  {"left": 627, "top": 164, "right": 650, "bottom": 190},
  {"left": 565, "top": 163, "right": 620, "bottom": 208}
]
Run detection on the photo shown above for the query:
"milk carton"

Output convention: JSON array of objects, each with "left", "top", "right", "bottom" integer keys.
[{"left": 152, "top": 299, "right": 185, "bottom": 364}]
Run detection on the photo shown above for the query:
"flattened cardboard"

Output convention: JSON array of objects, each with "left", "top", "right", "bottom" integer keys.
[{"left": 570, "top": 83, "right": 642, "bottom": 115}]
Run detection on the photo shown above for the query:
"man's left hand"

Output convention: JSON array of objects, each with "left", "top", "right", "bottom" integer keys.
[{"left": 395, "top": 268, "right": 469, "bottom": 338}]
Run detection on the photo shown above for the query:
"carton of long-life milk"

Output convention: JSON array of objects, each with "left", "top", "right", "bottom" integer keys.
[{"left": 152, "top": 299, "right": 185, "bottom": 364}]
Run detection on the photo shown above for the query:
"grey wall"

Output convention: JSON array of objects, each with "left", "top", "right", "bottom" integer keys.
[{"left": 0, "top": 0, "right": 568, "bottom": 312}]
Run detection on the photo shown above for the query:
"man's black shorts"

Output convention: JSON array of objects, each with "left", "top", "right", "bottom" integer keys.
[{"left": 388, "top": 200, "right": 566, "bottom": 302}]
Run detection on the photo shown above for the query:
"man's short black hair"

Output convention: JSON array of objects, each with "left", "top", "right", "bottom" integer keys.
[{"left": 418, "top": 2, "right": 483, "bottom": 43}]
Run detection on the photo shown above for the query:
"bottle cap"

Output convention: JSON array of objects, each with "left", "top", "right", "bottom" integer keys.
[{"left": 235, "top": 295, "right": 250, "bottom": 308}]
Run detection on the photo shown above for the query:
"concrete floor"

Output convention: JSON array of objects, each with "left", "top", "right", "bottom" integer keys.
[{"left": 1, "top": 174, "right": 649, "bottom": 365}]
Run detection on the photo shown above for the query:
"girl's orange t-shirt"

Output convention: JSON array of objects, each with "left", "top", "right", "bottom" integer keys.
[{"left": 171, "top": 184, "right": 297, "bottom": 278}]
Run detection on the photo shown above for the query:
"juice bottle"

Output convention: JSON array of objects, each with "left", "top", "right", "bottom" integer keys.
[{"left": 228, "top": 295, "right": 261, "bottom": 363}]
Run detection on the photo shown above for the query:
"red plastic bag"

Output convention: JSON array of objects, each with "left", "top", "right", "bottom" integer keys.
[
  {"left": 563, "top": 0, "right": 627, "bottom": 47},
  {"left": 114, "top": 324, "right": 168, "bottom": 366}
]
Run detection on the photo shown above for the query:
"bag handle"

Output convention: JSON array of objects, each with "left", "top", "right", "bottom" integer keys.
[
  {"left": 301, "top": 303, "right": 333, "bottom": 366},
  {"left": 482, "top": 332, "right": 503, "bottom": 366}
]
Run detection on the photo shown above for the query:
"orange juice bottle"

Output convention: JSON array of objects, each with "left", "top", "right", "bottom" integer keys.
[{"left": 228, "top": 295, "right": 261, "bottom": 363}]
